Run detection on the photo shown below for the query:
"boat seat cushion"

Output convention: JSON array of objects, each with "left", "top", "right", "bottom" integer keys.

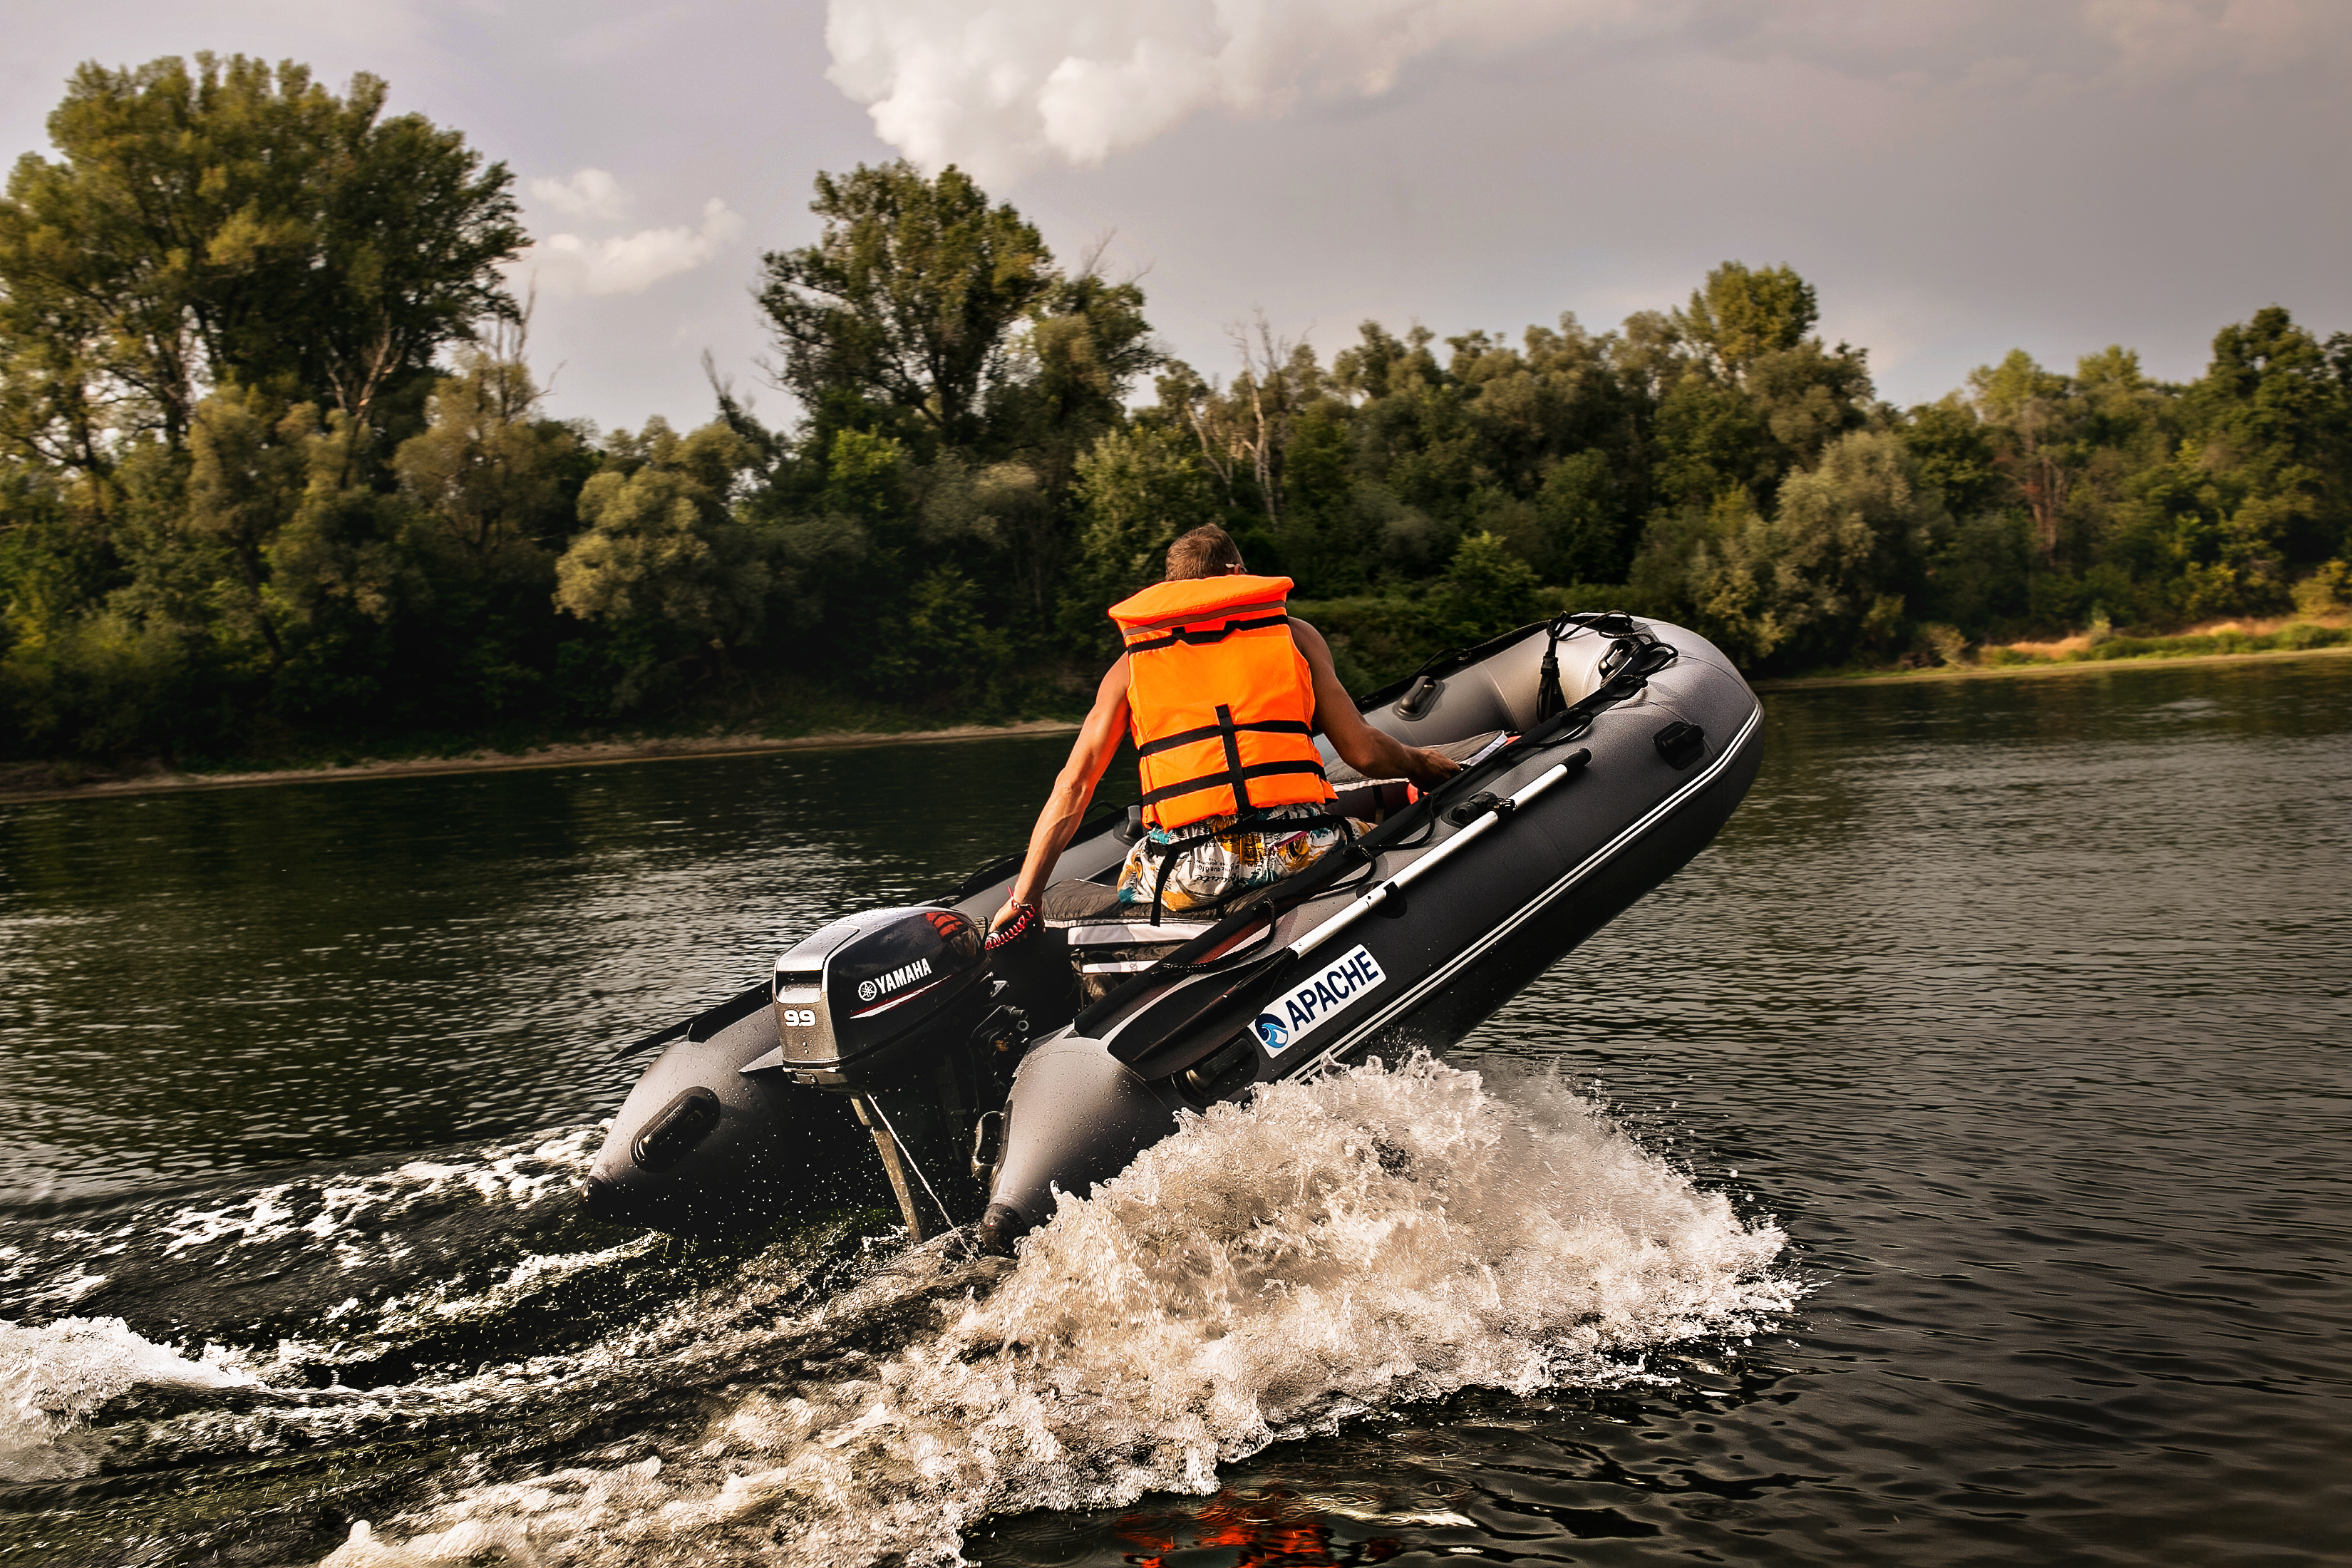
[
  {"left": 1324, "top": 728, "right": 1509, "bottom": 788},
  {"left": 1039, "top": 877, "right": 1127, "bottom": 925},
  {"left": 1040, "top": 875, "right": 1266, "bottom": 942},
  {"left": 1044, "top": 869, "right": 1304, "bottom": 1004}
]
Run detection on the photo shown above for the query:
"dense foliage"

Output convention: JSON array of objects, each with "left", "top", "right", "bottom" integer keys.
[{"left": 4, "top": 57, "right": 2350, "bottom": 765}]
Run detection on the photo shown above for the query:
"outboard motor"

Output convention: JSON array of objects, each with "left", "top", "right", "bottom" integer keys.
[
  {"left": 758, "top": 907, "right": 992, "bottom": 1088},
  {"left": 582, "top": 904, "right": 1061, "bottom": 1239},
  {"left": 741, "top": 907, "right": 1009, "bottom": 1239}
]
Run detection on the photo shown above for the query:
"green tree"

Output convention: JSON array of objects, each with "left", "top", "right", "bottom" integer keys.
[
  {"left": 1969, "top": 349, "right": 2076, "bottom": 562},
  {"left": 0, "top": 461, "right": 87, "bottom": 646},
  {"left": 1069, "top": 426, "right": 1219, "bottom": 604},
  {"left": 266, "top": 402, "right": 406, "bottom": 634},
  {"left": 1651, "top": 377, "right": 1773, "bottom": 509},
  {"left": 1639, "top": 430, "right": 1944, "bottom": 666},
  {"left": 997, "top": 268, "right": 1161, "bottom": 463},
  {"left": 756, "top": 162, "right": 1054, "bottom": 444},
  {"left": 1676, "top": 262, "right": 1819, "bottom": 384},
  {"left": 182, "top": 386, "right": 309, "bottom": 664},
  {"left": 2185, "top": 306, "right": 2351, "bottom": 564},
  {"left": 0, "top": 54, "right": 521, "bottom": 480},
  {"left": 1900, "top": 395, "right": 2003, "bottom": 518},
  {"left": 384, "top": 348, "right": 587, "bottom": 715},
  {"left": 393, "top": 349, "right": 579, "bottom": 579},
  {"left": 175, "top": 388, "right": 412, "bottom": 706},
  {"left": 1428, "top": 530, "right": 1540, "bottom": 640},
  {"left": 1277, "top": 400, "right": 1377, "bottom": 594},
  {"left": 1532, "top": 449, "right": 1624, "bottom": 583},
  {"left": 869, "top": 566, "right": 1012, "bottom": 701},
  {"left": 1745, "top": 340, "right": 1873, "bottom": 465},
  {"left": 555, "top": 420, "right": 770, "bottom": 706}
]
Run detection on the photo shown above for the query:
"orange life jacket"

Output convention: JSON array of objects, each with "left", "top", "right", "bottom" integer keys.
[{"left": 1108, "top": 574, "right": 1335, "bottom": 829}]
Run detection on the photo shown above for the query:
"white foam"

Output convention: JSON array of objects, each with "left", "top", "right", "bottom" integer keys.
[
  {"left": 0, "top": 1316, "right": 260, "bottom": 1481},
  {"left": 326, "top": 1055, "right": 1795, "bottom": 1567},
  {"left": 118, "top": 1125, "right": 609, "bottom": 1280},
  {"left": 160, "top": 1185, "right": 302, "bottom": 1256}
]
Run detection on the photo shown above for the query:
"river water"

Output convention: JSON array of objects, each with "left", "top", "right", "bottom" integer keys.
[{"left": 2, "top": 656, "right": 2348, "bottom": 1566}]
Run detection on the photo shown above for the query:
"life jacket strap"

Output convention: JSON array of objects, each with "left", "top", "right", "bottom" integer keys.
[
  {"left": 1133, "top": 701, "right": 1326, "bottom": 815},
  {"left": 1138, "top": 760, "right": 1329, "bottom": 808},
  {"left": 1133, "top": 717, "right": 1314, "bottom": 758},
  {"left": 1120, "top": 612, "right": 1291, "bottom": 653}
]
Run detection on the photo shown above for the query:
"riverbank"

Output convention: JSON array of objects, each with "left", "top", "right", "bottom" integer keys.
[
  {"left": 0, "top": 718, "right": 1083, "bottom": 806},
  {"left": 9, "top": 626, "right": 2348, "bottom": 805},
  {"left": 1753, "top": 631, "right": 2352, "bottom": 693}
]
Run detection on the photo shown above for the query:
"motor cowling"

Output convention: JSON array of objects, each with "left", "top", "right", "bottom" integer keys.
[{"left": 771, "top": 907, "right": 989, "bottom": 1091}]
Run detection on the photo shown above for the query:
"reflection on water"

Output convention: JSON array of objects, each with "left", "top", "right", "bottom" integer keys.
[
  {"left": 0, "top": 738, "right": 1109, "bottom": 1204},
  {"left": 3, "top": 656, "right": 2351, "bottom": 1565}
]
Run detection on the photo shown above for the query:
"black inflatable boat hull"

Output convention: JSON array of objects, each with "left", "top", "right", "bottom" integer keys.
[{"left": 981, "top": 647, "right": 1763, "bottom": 1242}]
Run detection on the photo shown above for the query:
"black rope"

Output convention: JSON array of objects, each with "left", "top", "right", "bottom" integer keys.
[
  {"left": 1143, "top": 822, "right": 1229, "bottom": 926},
  {"left": 1139, "top": 804, "right": 1366, "bottom": 927},
  {"left": 1149, "top": 819, "right": 1375, "bottom": 978},
  {"left": 1537, "top": 610, "right": 1673, "bottom": 723}
]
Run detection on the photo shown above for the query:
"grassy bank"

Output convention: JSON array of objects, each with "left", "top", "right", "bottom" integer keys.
[
  {"left": 0, "top": 714, "right": 1086, "bottom": 804},
  {"left": 1758, "top": 621, "right": 2352, "bottom": 691},
  {"left": 0, "top": 668, "right": 1097, "bottom": 803}
]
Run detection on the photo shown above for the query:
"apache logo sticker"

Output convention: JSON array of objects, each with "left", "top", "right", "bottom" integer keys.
[
  {"left": 856, "top": 957, "right": 932, "bottom": 1003},
  {"left": 1251, "top": 944, "right": 1386, "bottom": 1056}
]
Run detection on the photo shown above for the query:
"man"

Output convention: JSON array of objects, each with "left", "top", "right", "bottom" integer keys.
[{"left": 990, "top": 525, "right": 1459, "bottom": 936}]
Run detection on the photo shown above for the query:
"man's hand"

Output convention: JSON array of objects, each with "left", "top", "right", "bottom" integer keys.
[
  {"left": 1399, "top": 746, "right": 1462, "bottom": 790},
  {"left": 989, "top": 899, "right": 1028, "bottom": 934}
]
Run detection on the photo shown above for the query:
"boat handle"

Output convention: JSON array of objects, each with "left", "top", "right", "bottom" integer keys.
[{"left": 1284, "top": 748, "right": 1589, "bottom": 964}]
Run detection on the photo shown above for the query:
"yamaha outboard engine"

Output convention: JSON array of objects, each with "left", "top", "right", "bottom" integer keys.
[
  {"left": 582, "top": 905, "right": 1057, "bottom": 1239},
  {"left": 761, "top": 907, "right": 991, "bottom": 1087},
  {"left": 749, "top": 907, "right": 1010, "bottom": 1238}
]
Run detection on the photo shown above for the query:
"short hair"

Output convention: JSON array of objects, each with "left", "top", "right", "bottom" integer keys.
[{"left": 1164, "top": 525, "right": 1243, "bottom": 581}]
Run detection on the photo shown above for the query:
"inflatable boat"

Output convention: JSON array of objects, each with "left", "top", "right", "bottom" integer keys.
[{"left": 582, "top": 613, "right": 1763, "bottom": 1247}]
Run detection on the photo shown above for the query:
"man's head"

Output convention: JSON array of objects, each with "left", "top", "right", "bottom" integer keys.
[{"left": 1164, "top": 525, "right": 1244, "bottom": 581}]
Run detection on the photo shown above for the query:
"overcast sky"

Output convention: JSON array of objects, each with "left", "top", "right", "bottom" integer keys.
[{"left": 8, "top": 0, "right": 2349, "bottom": 435}]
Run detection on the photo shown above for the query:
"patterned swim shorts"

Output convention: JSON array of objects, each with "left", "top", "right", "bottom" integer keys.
[{"left": 1113, "top": 803, "right": 1361, "bottom": 914}]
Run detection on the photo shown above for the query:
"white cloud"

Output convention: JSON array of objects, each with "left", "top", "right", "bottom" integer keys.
[
  {"left": 513, "top": 197, "right": 746, "bottom": 298},
  {"left": 825, "top": 0, "right": 2352, "bottom": 183},
  {"left": 530, "top": 167, "right": 629, "bottom": 220},
  {"left": 2078, "top": 0, "right": 2336, "bottom": 83},
  {"left": 823, "top": 0, "right": 1646, "bottom": 182}
]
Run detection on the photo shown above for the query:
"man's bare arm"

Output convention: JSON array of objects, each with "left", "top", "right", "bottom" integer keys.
[
  {"left": 1289, "top": 618, "right": 1461, "bottom": 790},
  {"left": 991, "top": 659, "right": 1131, "bottom": 930}
]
